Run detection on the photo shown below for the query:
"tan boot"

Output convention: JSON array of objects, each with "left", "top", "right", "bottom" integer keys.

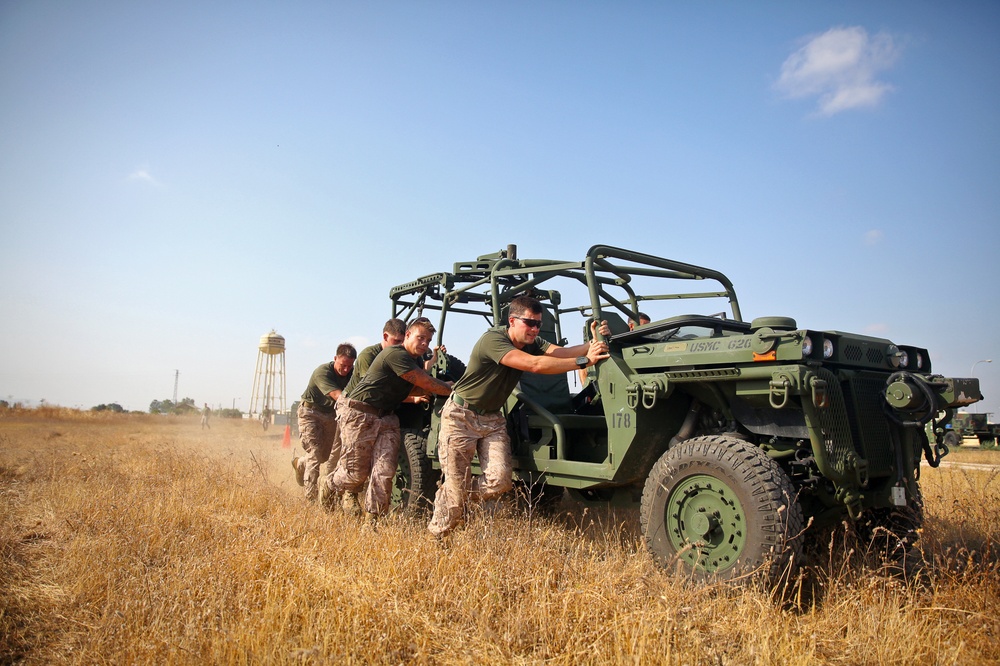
[
  {"left": 341, "top": 491, "right": 362, "bottom": 517},
  {"left": 291, "top": 457, "right": 305, "bottom": 487},
  {"left": 320, "top": 482, "right": 341, "bottom": 512}
]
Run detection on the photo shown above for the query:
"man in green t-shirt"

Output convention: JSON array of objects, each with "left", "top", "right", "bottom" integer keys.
[
  {"left": 427, "top": 295, "right": 610, "bottom": 539},
  {"left": 328, "top": 318, "right": 453, "bottom": 518},
  {"left": 344, "top": 318, "right": 406, "bottom": 396},
  {"left": 292, "top": 343, "right": 357, "bottom": 502},
  {"left": 326, "top": 318, "right": 405, "bottom": 509}
]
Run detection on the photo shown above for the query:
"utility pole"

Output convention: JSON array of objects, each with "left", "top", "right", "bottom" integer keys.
[{"left": 173, "top": 370, "right": 179, "bottom": 403}]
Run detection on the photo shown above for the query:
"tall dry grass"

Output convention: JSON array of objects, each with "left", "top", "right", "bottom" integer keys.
[{"left": 1, "top": 409, "right": 998, "bottom": 664}]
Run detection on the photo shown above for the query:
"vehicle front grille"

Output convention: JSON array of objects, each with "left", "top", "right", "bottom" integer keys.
[{"left": 842, "top": 374, "right": 895, "bottom": 476}]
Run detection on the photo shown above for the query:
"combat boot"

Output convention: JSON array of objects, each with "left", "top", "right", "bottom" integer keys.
[
  {"left": 319, "top": 481, "right": 341, "bottom": 513},
  {"left": 341, "top": 491, "right": 362, "bottom": 517},
  {"left": 291, "top": 457, "right": 305, "bottom": 487}
]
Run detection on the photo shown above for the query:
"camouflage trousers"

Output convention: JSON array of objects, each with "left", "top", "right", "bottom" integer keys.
[
  {"left": 427, "top": 398, "right": 512, "bottom": 538},
  {"left": 330, "top": 399, "right": 400, "bottom": 516},
  {"left": 297, "top": 402, "right": 341, "bottom": 502}
]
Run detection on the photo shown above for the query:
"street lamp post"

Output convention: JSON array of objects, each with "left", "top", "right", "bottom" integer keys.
[{"left": 971, "top": 359, "right": 993, "bottom": 375}]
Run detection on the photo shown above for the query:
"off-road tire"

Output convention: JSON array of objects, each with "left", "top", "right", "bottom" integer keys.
[
  {"left": 942, "top": 430, "right": 961, "bottom": 449},
  {"left": 436, "top": 353, "right": 467, "bottom": 383},
  {"left": 640, "top": 435, "right": 803, "bottom": 585},
  {"left": 393, "top": 428, "right": 439, "bottom": 514}
]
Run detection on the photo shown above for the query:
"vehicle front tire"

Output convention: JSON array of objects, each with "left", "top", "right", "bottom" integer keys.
[{"left": 640, "top": 435, "right": 803, "bottom": 586}]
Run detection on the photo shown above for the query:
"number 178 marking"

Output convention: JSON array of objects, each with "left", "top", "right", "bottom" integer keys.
[{"left": 612, "top": 412, "right": 633, "bottom": 428}]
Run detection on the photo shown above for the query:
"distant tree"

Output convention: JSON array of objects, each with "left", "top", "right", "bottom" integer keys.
[
  {"left": 150, "top": 399, "right": 175, "bottom": 414},
  {"left": 176, "top": 398, "right": 197, "bottom": 415},
  {"left": 217, "top": 408, "right": 243, "bottom": 419},
  {"left": 149, "top": 398, "right": 199, "bottom": 415},
  {"left": 0, "top": 400, "right": 9, "bottom": 410}
]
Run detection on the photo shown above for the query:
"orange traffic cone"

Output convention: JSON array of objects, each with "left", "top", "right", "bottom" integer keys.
[{"left": 282, "top": 424, "right": 292, "bottom": 449}]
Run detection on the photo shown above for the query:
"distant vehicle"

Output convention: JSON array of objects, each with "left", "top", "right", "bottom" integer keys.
[
  {"left": 948, "top": 412, "right": 998, "bottom": 448},
  {"left": 388, "top": 244, "right": 982, "bottom": 585}
]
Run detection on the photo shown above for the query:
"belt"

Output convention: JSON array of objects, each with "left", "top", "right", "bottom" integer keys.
[
  {"left": 450, "top": 393, "right": 499, "bottom": 416},
  {"left": 300, "top": 401, "right": 335, "bottom": 414},
  {"left": 344, "top": 398, "right": 391, "bottom": 418}
]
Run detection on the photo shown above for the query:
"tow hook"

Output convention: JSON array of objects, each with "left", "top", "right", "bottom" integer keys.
[{"left": 769, "top": 375, "right": 791, "bottom": 409}]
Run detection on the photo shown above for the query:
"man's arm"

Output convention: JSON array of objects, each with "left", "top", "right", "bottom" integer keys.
[
  {"left": 501, "top": 338, "right": 609, "bottom": 375},
  {"left": 545, "top": 319, "right": 611, "bottom": 358},
  {"left": 326, "top": 388, "right": 345, "bottom": 401},
  {"left": 400, "top": 369, "right": 453, "bottom": 397},
  {"left": 542, "top": 319, "right": 611, "bottom": 358}
]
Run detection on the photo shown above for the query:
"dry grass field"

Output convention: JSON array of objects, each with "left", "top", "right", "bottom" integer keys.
[{"left": 2, "top": 408, "right": 998, "bottom": 665}]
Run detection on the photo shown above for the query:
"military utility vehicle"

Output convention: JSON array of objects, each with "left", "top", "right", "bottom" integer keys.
[
  {"left": 947, "top": 412, "right": 998, "bottom": 448},
  {"left": 389, "top": 244, "right": 982, "bottom": 584}
]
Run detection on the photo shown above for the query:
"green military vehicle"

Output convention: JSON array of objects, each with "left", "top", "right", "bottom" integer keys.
[
  {"left": 389, "top": 244, "right": 982, "bottom": 584},
  {"left": 947, "top": 412, "right": 998, "bottom": 448}
]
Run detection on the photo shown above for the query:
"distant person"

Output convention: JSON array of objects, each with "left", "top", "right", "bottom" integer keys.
[
  {"left": 428, "top": 295, "right": 610, "bottom": 541},
  {"left": 292, "top": 343, "right": 357, "bottom": 503},
  {"left": 328, "top": 318, "right": 453, "bottom": 520},
  {"left": 201, "top": 403, "right": 211, "bottom": 430},
  {"left": 629, "top": 312, "right": 650, "bottom": 330}
]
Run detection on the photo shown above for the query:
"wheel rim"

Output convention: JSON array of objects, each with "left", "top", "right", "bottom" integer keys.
[{"left": 665, "top": 474, "right": 747, "bottom": 572}]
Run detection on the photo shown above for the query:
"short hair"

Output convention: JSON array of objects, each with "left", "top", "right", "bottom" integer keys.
[
  {"left": 335, "top": 342, "right": 358, "bottom": 359},
  {"left": 509, "top": 295, "right": 542, "bottom": 318},
  {"left": 383, "top": 318, "right": 406, "bottom": 337},
  {"left": 638, "top": 312, "right": 650, "bottom": 323},
  {"left": 407, "top": 316, "right": 436, "bottom": 335}
]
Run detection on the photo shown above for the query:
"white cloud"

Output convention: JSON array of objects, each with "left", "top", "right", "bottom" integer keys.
[
  {"left": 126, "top": 168, "right": 162, "bottom": 186},
  {"left": 775, "top": 26, "right": 900, "bottom": 116},
  {"left": 863, "top": 229, "right": 883, "bottom": 246},
  {"left": 864, "top": 322, "right": 890, "bottom": 335}
]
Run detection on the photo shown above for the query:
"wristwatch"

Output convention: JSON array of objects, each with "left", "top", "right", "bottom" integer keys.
[{"left": 575, "top": 356, "right": 589, "bottom": 369}]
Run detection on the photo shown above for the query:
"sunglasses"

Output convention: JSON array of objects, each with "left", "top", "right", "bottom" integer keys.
[{"left": 513, "top": 316, "right": 543, "bottom": 329}]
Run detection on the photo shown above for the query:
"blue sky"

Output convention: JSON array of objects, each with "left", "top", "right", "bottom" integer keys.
[{"left": 1, "top": 1, "right": 998, "bottom": 416}]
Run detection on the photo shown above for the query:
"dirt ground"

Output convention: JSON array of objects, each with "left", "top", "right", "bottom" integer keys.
[
  {"left": 183, "top": 415, "right": 306, "bottom": 494},
  {"left": 0, "top": 412, "right": 305, "bottom": 496}
]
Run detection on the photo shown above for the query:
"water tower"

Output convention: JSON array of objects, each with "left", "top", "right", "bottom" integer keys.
[{"left": 249, "top": 330, "right": 286, "bottom": 428}]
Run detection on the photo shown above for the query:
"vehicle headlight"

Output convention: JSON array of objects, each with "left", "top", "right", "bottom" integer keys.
[
  {"left": 916, "top": 352, "right": 924, "bottom": 370},
  {"left": 823, "top": 339, "right": 834, "bottom": 359},
  {"left": 802, "top": 335, "right": 813, "bottom": 356},
  {"left": 898, "top": 350, "right": 909, "bottom": 368},
  {"left": 887, "top": 344, "right": 902, "bottom": 368}
]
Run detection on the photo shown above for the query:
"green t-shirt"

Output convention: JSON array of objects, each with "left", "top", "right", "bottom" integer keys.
[
  {"left": 300, "top": 362, "right": 352, "bottom": 413},
  {"left": 344, "top": 343, "right": 382, "bottom": 396},
  {"left": 348, "top": 345, "right": 422, "bottom": 411},
  {"left": 451, "top": 326, "right": 550, "bottom": 413}
]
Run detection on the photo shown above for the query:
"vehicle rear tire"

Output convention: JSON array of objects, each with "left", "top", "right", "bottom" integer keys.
[
  {"left": 435, "top": 353, "right": 467, "bottom": 383},
  {"left": 393, "top": 428, "right": 439, "bottom": 514},
  {"left": 640, "top": 435, "right": 803, "bottom": 586},
  {"left": 942, "top": 431, "right": 961, "bottom": 449}
]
